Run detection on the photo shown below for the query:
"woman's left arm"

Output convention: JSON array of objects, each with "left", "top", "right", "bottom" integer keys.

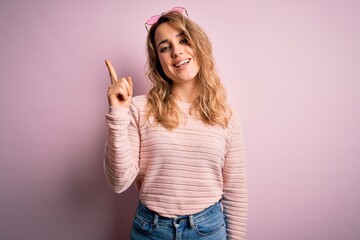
[{"left": 222, "top": 114, "right": 248, "bottom": 240}]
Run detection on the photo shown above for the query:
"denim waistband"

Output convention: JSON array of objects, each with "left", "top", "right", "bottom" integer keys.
[{"left": 136, "top": 200, "right": 223, "bottom": 229}]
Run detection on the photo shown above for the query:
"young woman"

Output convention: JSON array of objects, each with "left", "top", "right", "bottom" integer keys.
[{"left": 104, "top": 7, "right": 248, "bottom": 240}]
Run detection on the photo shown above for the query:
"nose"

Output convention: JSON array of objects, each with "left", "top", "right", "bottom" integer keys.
[{"left": 171, "top": 43, "right": 183, "bottom": 58}]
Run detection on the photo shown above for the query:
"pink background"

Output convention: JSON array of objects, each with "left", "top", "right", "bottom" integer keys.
[{"left": 1, "top": 0, "right": 359, "bottom": 239}]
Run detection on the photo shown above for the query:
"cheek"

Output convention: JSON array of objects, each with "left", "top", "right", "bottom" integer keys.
[
  {"left": 191, "top": 57, "right": 199, "bottom": 70},
  {"left": 159, "top": 56, "right": 171, "bottom": 71},
  {"left": 195, "top": 60, "right": 200, "bottom": 70}
]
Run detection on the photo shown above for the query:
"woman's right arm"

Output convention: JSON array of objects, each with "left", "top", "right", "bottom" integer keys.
[
  {"left": 104, "top": 104, "right": 140, "bottom": 193},
  {"left": 103, "top": 60, "right": 139, "bottom": 193}
]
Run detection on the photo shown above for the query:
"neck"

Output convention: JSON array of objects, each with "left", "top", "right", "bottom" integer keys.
[{"left": 172, "top": 81, "right": 198, "bottom": 103}]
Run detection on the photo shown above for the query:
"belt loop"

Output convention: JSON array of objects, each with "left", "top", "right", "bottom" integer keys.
[
  {"left": 153, "top": 213, "right": 159, "bottom": 229},
  {"left": 189, "top": 215, "right": 195, "bottom": 228}
]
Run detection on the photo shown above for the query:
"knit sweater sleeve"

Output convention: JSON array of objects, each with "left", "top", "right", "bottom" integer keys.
[
  {"left": 222, "top": 112, "right": 248, "bottom": 240},
  {"left": 103, "top": 102, "right": 140, "bottom": 193}
]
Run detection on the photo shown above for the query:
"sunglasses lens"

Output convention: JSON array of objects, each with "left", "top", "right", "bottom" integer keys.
[
  {"left": 145, "top": 7, "right": 188, "bottom": 31},
  {"left": 146, "top": 15, "right": 160, "bottom": 25},
  {"left": 170, "top": 7, "right": 184, "bottom": 13}
]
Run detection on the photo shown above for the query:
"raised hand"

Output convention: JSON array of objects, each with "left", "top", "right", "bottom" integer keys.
[{"left": 105, "top": 60, "right": 133, "bottom": 108}]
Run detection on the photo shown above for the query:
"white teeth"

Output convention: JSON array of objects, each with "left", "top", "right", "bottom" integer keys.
[{"left": 175, "top": 59, "right": 190, "bottom": 67}]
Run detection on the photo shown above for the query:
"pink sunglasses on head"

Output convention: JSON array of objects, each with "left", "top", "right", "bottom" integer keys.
[{"left": 145, "top": 6, "right": 189, "bottom": 31}]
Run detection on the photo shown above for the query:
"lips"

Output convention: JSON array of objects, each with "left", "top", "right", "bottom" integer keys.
[{"left": 173, "top": 58, "right": 190, "bottom": 68}]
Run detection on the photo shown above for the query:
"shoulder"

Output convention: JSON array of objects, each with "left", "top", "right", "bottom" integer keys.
[
  {"left": 228, "top": 106, "right": 244, "bottom": 131},
  {"left": 132, "top": 95, "right": 148, "bottom": 106},
  {"left": 128, "top": 95, "right": 149, "bottom": 125},
  {"left": 130, "top": 95, "right": 148, "bottom": 111}
]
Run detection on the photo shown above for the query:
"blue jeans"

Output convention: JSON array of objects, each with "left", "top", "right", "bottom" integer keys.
[{"left": 130, "top": 201, "right": 227, "bottom": 240}]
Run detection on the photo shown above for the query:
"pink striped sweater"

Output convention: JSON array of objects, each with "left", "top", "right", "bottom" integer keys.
[{"left": 104, "top": 95, "right": 248, "bottom": 239}]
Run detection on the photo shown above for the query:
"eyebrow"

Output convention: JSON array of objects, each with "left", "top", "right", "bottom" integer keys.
[{"left": 157, "top": 32, "right": 184, "bottom": 49}]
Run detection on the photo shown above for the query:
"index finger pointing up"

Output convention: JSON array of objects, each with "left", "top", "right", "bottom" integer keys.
[{"left": 105, "top": 60, "right": 118, "bottom": 84}]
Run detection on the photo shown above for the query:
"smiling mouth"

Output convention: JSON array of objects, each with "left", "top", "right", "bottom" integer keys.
[{"left": 174, "top": 59, "right": 190, "bottom": 68}]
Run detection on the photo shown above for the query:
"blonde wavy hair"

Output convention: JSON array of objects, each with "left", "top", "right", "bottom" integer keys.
[{"left": 146, "top": 11, "right": 232, "bottom": 130}]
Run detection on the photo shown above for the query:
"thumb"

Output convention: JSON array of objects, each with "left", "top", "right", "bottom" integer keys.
[{"left": 126, "top": 76, "right": 133, "bottom": 96}]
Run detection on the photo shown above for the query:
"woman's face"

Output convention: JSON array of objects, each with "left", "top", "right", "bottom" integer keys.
[{"left": 154, "top": 22, "right": 200, "bottom": 87}]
